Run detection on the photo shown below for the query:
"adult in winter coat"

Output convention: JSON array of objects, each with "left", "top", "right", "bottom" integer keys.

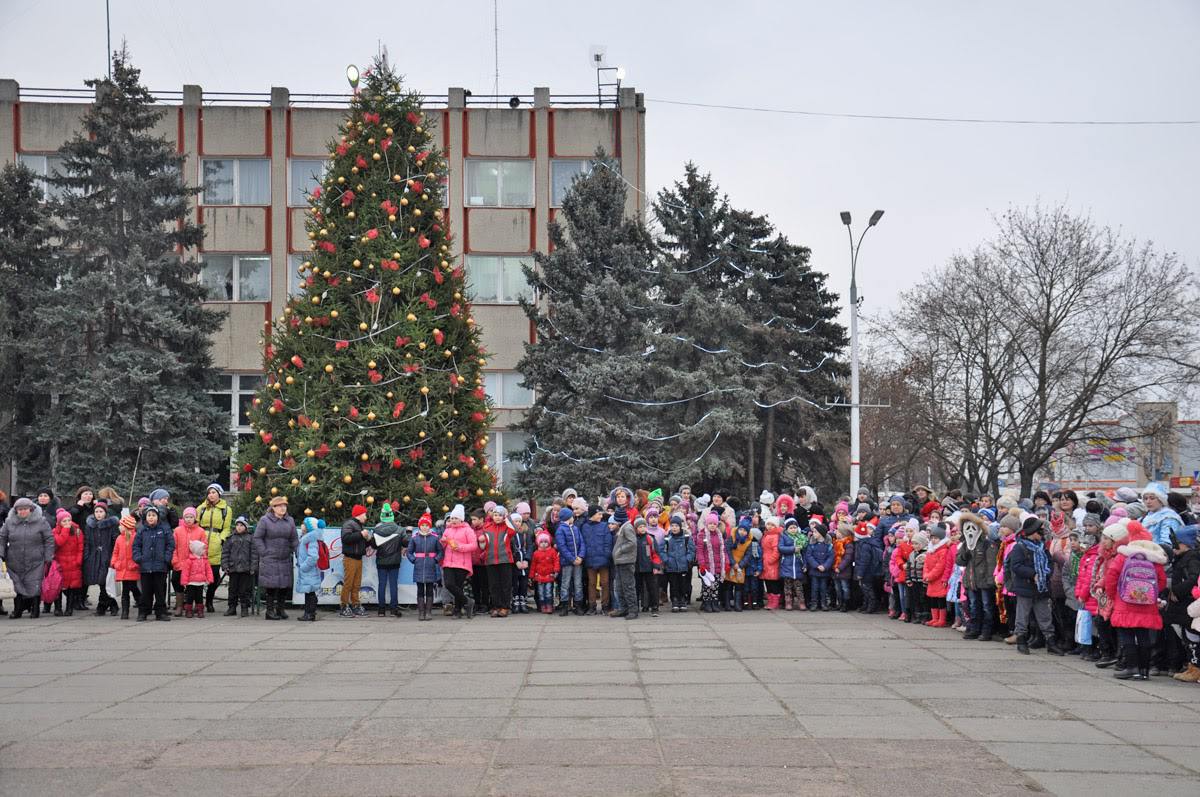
[
  {"left": 83, "top": 502, "right": 120, "bottom": 615},
  {"left": 67, "top": 486, "right": 95, "bottom": 536},
  {"left": 1103, "top": 526, "right": 1168, "bottom": 681},
  {"left": 852, "top": 525, "right": 882, "bottom": 614},
  {"left": 295, "top": 516, "right": 325, "bottom": 622},
  {"left": 197, "top": 483, "right": 233, "bottom": 613},
  {"left": 1007, "top": 518, "right": 1064, "bottom": 655},
  {"left": 0, "top": 498, "right": 55, "bottom": 618},
  {"left": 1140, "top": 482, "right": 1183, "bottom": 548},
  {"left": 873, "top": 495, "right": 913, "bottom": 552},
  {"left": 339, "top": 504, "right": 371, "bottom": 617},
  {"left": 109, "top": 514, "right": 141, "bottom": 619},
  {"left": 440, "top": 505, "right": 477, "bottom": 618},
  {"left": 253, "top": 496, "right": 299, "bottom": 621},
  {"left": 221, "top": 516, "right": 259, "bottom": 617},
  {"left": 132, "top": 505, "right": 175, "bottom": 621},
  {"left": 34, "top": 488, "right": 59, "bottom": 531},
  {"left": 580, "top": 507, "right": 614, "bottom": 615},
  {"left": 955, "top": 511, "right": 998, "bottom": 640},
  {"left": 51, "top": 509, "right": 85, "bottom": 616},
  {"left": 171, "top": 507, "right": 205, "bottom": 617}
]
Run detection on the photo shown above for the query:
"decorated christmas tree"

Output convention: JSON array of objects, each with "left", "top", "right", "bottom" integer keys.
[{"left": 236, "top": 58, "right": 497, "bottom": 523}]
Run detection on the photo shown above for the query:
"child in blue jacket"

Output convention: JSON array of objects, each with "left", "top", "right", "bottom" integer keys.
[
  {"left": 660, "top": 514, "right": 695, "bottom": 612},
  {"left": 407, "top": 513, "right": 444, "bottom": 621},
  {"left": 555, "top": 507, "right": 586, "bottom": 616},
  {"left": 778, "top": 519, "right": 807, "bottom": 611},
  {"left": 804, "top": 525, "right": 835, "bottom": 611},
  {"left": 580, "top": 506, "right": 614, "bottom": 615}
]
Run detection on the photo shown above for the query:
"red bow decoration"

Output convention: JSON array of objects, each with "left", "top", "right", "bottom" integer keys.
[
  {"left": 315, "top": 443, "right": 330, "bottom": 458},
  {"left": 366, "top": 228, "right": 379, "bottom": 240},
  {"left": 392, "top": 401, "right": 406, "bottom": 418},
  {"left": 394, "top": 335, "right": 410, "bottom": 347},
  {"left": 380, "top": 199, "right": 397, "bottom": 215},
  {"left": 473, "top": 387, "right": 486, "bottom": 400},
  {"left": 260, "top": 431, "right": 273, "bottom": 444},
  {"left": 242, "top": 463, "right": 254, "bottom": 473},
  {"left": 297, "top": 414, "right": 311, "bottom": 428},
  {"left": 417, "top": 234, "right": 431, "bottom": 249},
  {"left": 471, "top": 411, "right": 485, "bottom": 423},
  {"left": 416, "top": 150, "right": 430, "bottom": 163},
  {"left": 318, "top": 241, "right": 336, "bottom": 253},
  {"left": 335, "top": 340, "right": 349, "bottom": 350},
  {"left": 271, "top": 398, "right": 285, "bottom": 413},
  {"left": 265, "top": 344, "right": 275, "bottom": 360},
  {"left": 289, "top": 315, "right": 301, "bottom": 329},
  {"left": 420, "top": 293, "right": 437, "bottom": 310},
  {"left": 336, "top": 143, "right": 349, "bottom": 156},
  {"left": 432, "top": 224, "right": 442, "bottom": 233},
  {"left": 433, "top": 267, "right": 444, "bottom": 284},
  {"left": 349, "top": 406, "right": 359, "bottom": 420},
  {"left": 403, "top": 363, "right": 421, "bottom": 374},
  {"left": 432, "top": 329, "right": 445, "bottom": 346},
  {"left": 282, "top": 456, "right": 297, "bottom": 470},
  {"left": 451, "top": 266, "right": 464, "bottom": 281},
  {"left": 365, "top": 289, "right": 379, "bottom": 304},
  {"left": 449, "top": 303, "right": 462, "bottom": 318},
  {"left": 363, "top": 112, "right": 380, "bottom": 124},
  {"left": 311, "top": 186, "right": 322, "bottom": 199},
  {"left": 406, "top": 111, "right": 420, "bottom": 124},
  {"left": 355, "top": 155, "right": 369, "bottom": 170},
  {"left": 327, "top": 277, "right": 341, "bottom": 287},
  {"left": 410, "top": 180, "right": 424, "bottom": 193},
  {"left": 340, "top": 190, "right": 355, "bottom": 207},
  {"left": 367, "top": 369, "right": 383, "bottom": 384},
  {"left": 380, "top": 258, "right": 399, "bottom": 271},
  {"left": 380, "top": 137, "right": 392, "bottom": 152},
  {"left": 457, "top": 488, "right": 469, "bottom": 499},
  {"left": 409, "top": 447, "right": 424, "bottom": 460},
  {"left": 290, "top": 355, "right": 304, "bottom": 369},
  {"left": 422, "top": 481, "right": 435, "bottom": 495}
]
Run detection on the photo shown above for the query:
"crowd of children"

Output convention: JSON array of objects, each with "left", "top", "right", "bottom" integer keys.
[{"left": 3, "top": 480, "right": 1199, "bottom": 686}]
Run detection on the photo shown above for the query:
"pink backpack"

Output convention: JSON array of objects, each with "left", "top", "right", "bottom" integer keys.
[
  {"left": 41, "top": 561, "right": 63, "bottom": 603},
  {"left": 1117, "top": 553, "right": 1158, "bottom": 606}
]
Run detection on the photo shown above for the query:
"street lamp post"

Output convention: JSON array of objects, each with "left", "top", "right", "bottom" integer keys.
[{"left": 840, "top": 209, "right": 884, "bottom": 499}]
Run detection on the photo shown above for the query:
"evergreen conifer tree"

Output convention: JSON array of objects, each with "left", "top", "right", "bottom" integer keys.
[
  {"left": 235, "top": 58, "right": 495, "bottom": 523},
  {"left": 0, "top": 163, "right": 57, "bottom": 486},
  {"left": 38, "top": 48, "right": 227, "bottom": 496},
  {"left": 514, "top": 152, "right": 671, "bottom": 498}
]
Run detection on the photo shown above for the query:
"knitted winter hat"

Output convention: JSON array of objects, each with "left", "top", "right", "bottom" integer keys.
[
  {"left": 205, "top": 483, "right": 224, "bottom": 497},
  {"left": 1113, "top": 487, "right": 1139, "bottom": 503},
  {"left": 607, "top": 514, "right": 620, "bottom": 526},
  {"left": 120, "top": 514, "right": 137, "bottom": 531},
  {"left": 483, "top": 501, "right": 496, "bottom": 514},
  {"left": 1141, "top": 482, "right": 1169, "bottom": 503},
  {"left": 379, "top": 503, "right": 395, "bottom": 523},
  {"left": 351, "top": 504, "right": 368, "bottom": 520},
  {"left": 1103, "top": 519, "right": 1130, "bottom": 542},
  {"left": 669, "top": 513, "right": 685, "bottom": 526},
  {"left": 928, "top": 523, "right": 947, "bottom": 540},
  {"left": 507, "top": 513, "right": 522, "bottom": 530},
  {"left": 910, "top": 531, "right": 929, "bottom": 550},
  {"left": 515, "top": 501, "right": 531, "bottom": 516},
  {"left": 1000, "top": 513, "right": 1021, "bottom": 533},
  {"left": 149, "top": 488, "right": 170, "bottom": 502},
  {"left": 536, "top": 531, "right": 551, "bottom": 546},
  {"left": 1081, "top": 513, "right": 1103, "bottom": 531},
  {"left": 55, "top": 508, "right": 71, "bottom": 523},
  {"left": 182, "top": 506, "right": 197, "bottom": 520},
  {"left": 491, "top": 505, "right": 509, "bottom": 518},
  {"left": 854, "top": 503, "right": 871, "bottom": 515},
  {"left": 557, "top": 507, "right": 573, "bottom": 523},
  {"left": 233, "top": 516, "right": 249, "bottom": 530},
  {"left": 450, "top": 504, "right": 465, "bottom": 521},
  {"left": 302, "top": 517, "right": 324, "bottom": 534},
  {"left": 571, "top": 497, "right": 587, "bottom": 512},
  {"left": 1177, "top": 525, "right": 1199, "bottom": 548},
  {"left": 189, "top": 539, "right": 206, "bottom": 557},
  {"left": 705, "top": 512, "right": 719, "bottom": 526},
  {"left": 759, "top": 490, "right": 775, "bottom": 505},
  {"left": 634, "top": 517, "right": 648, "bottom": 529},
  {"left": 418, "top": 510, "right": 433, "bottom": 528},
  {"left": 561, "top": 487, "right": 578, "bottom": 501}
]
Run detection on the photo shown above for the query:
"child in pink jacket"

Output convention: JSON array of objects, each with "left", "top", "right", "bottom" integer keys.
[{"left": 181, "top": 538, "right": 213, "bottom": 618}]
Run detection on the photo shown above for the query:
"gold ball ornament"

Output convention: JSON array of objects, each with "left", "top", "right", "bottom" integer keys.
[
  {"left": 367, "top": 411, "right": 376, "bottom": 421},
  {"left": 259, "top": 467, "right": 268, "bottom": 475},
  {"left": 311, "top": 421, "right": 320, "bottom": 430},
  {"left": 418, "top": 431, "right": 426, "bottom": 438},
  {"left": 475, "top": 488, "right": 484, "bottom": 496},
  {"left": 337, "top": 441, "right": 347, "bottom": 449},
  {"left": 347, "top": 211, "right": 355, "bottom": 219},
  {"left": 334, "top": 500, "right": 343, "bottom": 509},
  {"left": 324, "top": 364, "right": 334, "bottom": 373},
  {"left": 439, "top": 471, "right": 449, "bottom": 480},
  {"left": 342, "top": 474, "right": 353, "bottom": 484},
  {"left": 270, "top": 487, "right": 278, "bottom": 495},
  {"left": 359, "top": 322, "right": 368, "bottom": 331},
  {"left": 285, "top": 376, "right": 295, "bottom": 385},
  {"left": 366, "top": 495, "right": 375, "bottom": 504},
  {"left": 406, "top": 313, "right": 417, "bottom": 322},
  {"left": 331, "top": 310, "right": 339, "bottom": 318},
  {"left": 290, "top": 478, "right": 300, "bottom": 486},
  {"left": 360, "top": 453, "right": 369, "bottom": 461},
  {"left": 420, "top": 385, "right": 430, "bottom": 395},
  {"left": 417, "top": 341, "right": 426, "bottom": 350},
  {"left": 402, "top": 495, "right": 411, "bottom": 503},
  {"left": 452, "top": 469, "right": 460, "bottom": 477},
  {"left": 372, "top": 152, "right": 381, "bottom": 161},
  {"left": 306, "top": 449, "right": 315, "bottom": 458},
  {"left": 304, "top": 508, "right": 313, "bottom": 516},
  {"left": 311, "top": 296, "right": 321, "bottom": 305},
  {"left": 400, "top": 197, "right": 408, "bottom": 206},
  {"left": 308, "top": 475, "right": 317, "bottom": 483},
  {"left": 368, "top": 360, "right": 377, "bottom": 368},
  {"left": 392, "top": 287, "right": 400, "bottom": 295}
]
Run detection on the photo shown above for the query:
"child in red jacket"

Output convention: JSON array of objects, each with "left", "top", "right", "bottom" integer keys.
[
  {"left": 52, "top": 509, "right": 85, "bottom": 616},
  {"left": 181, "top": 539, "right": 214, "bottom": 618},
  {"left": 530, "top": 532, "right": 560, "bottom": 614}
]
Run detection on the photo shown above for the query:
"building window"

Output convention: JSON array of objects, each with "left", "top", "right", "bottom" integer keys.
[
  {"left": 287, "top": 254, "right": 308, "bottom": 297},
  {"left": 551, "top": 160, "right": 591, "bottom": 207},
  {"left": 288, "top": 158, "right": 326, "bottom": 207},
  {"left": 209, "top": 373, "right": 264, "bottom": 491},
  {"left": 201, "top": 158, "right": 270, "bottom": 205},
  {"left": 465, "top": 254, "right": 532, "bottom": 304},
  {"left": 491, "top": 431, "right": 529, "bottom": 487},
  {"left": 465, "top": 159, "right": 533, "bottom": 207},
  {"left": 17, "top": 153, "right": 68, "bottom": 201},
  {"left": 200, "top": 254, "right": 271, "bottom": 302},
  {"left": 484, "top": 371, "right": 534, "bottom": 408}
]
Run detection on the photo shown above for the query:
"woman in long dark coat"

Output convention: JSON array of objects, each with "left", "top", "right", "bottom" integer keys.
[
  {"left": 253, "top": 496, "right": 298, "bottom": 622},
  {"left": 83, "top": 501, "right": 121, "bottom": 615},
  {"left": 0, "top": 497, "right": 55, "bottom": 619}
]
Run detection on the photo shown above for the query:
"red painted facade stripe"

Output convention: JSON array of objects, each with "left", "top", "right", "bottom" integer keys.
[
  {"left": 442, "top": 110, "right": 449, "bottom": 152},
  {"left": 462, "top": 207, "right": 470, "bottom": 253},
  {"left": 528, "top": 109, "right": 535, "bottom": 157},
  {"left": 529, "top": 208, "right": 536, "bottom": 251},
  {"left": 176, "top": 107, "right": 184, "bottom": 153},
  {"left": 461, "top": 110, "right": 469, "bottom": 156},
  {"left": 263, "top": 205, "right": 272, "bottom": 252},
  {"left": 197, "top": 108, "right": 204, "bottom": 155},
  {"left": 547, "top": 109, "right": 555, "bottom": 157},
  {"left": 614, "top": 109, "right": 621, "bottom": 158},
  {"left": 285, "top": 109, "right": 292, "bottom": 157},
  {"left": 263, "top": 108, "right": 272, "bottom": 156},
  {"left": 12, "top": 102, "right": 19, "bottom": 152}
]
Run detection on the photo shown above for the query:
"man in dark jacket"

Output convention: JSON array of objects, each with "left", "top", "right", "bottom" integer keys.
[
  {"left": 1008, "top": 518, "right": 1063, "bottom": 655},
  {"left": 956, "top": 511, "right": 999, "bottom": 641},
  {"left": 132, "top": 505, "right": 175, "bottom": 622},
  {"left": 340, "top": 505, "right": 370, "bottom": 618}
]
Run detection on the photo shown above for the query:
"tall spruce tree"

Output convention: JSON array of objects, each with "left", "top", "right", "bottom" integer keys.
[
  {"left": 514, "top": 151, "right": 672, "bottom": 498},
  {"left": 36, "top": 48, "right": 227, "bottom": 497},
  {"left": 655, "top": 166, "right": 847, "bottom": 498},
  {"left": 235, "top": 58, "right": 495, "bottom": 523},
  {"left": 0, "top": 163, "right": 57, "bottom": 488}
]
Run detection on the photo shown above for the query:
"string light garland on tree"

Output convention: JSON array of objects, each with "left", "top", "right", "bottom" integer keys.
[{"left": 235, "top": 57, "right": 500, "bottom": 522}]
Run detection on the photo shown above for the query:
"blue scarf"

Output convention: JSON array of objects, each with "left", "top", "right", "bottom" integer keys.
[{"left": 1019, "top": 537, "right": 1051, "bottom": 593}]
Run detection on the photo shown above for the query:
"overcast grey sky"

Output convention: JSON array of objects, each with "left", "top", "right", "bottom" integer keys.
[{"left": 3, "top": 0, "right": 1198, "bottom": 321}]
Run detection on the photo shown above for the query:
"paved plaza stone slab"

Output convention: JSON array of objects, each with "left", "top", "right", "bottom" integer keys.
[{"left": 1, "top": 606, "right": 1198, "bottom": 796}]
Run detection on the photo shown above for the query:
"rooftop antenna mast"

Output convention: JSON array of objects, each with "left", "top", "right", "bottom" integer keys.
[
  {"left": 493, "top": 0, "right": 500, "bottom": 106},
  {"left": 105, "top": 0, "right": 112, "bottom": 78}
]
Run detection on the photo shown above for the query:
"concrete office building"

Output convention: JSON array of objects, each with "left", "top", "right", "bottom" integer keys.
[{"left": 0, "top": 80, "right": 647, "bottom": 489}]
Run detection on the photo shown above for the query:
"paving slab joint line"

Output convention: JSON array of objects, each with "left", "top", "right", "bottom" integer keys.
[{"left": 481, "top": 614, "right": 546, "bottom": 793}]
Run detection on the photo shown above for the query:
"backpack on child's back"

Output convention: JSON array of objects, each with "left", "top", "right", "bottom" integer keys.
[{"left": 1117, "top": 553, "right": 1158, "bottom": 605}]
